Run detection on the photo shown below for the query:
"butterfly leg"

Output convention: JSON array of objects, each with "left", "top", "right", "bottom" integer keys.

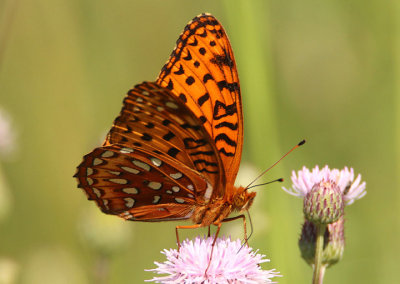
[
  {"left": 221, "top": 214, "right": 248, "bottom": 246},
  {"left": 207, "top": 225, "right": 211, "bottom": 237},
  {"left": 175, "top": 224, "right": 203, "bottom": 251},
  {"left": 204, "top": 223, "right": 222, "bottom": 275}
]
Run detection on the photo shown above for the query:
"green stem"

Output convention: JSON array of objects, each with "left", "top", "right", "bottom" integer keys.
[
  {"left": 318, "top": 265, "right": 326, "bottom": 284},
  {"left": 312, "top": 224, "right": 326, "bottom": 284}
]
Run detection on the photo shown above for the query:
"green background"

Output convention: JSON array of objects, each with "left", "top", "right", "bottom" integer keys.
[{"left": 0, "top": 0, "right": 398, "bottom": 283}]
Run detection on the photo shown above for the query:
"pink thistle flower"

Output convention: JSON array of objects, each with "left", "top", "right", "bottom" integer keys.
[
  {"left": 146, "top": 236, "right": 281, "bottom": 284},
  {"left": 282, "top": 165, "right": 366, "bottom": 205}
]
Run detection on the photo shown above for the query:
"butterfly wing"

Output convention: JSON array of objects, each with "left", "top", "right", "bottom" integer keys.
[
  {"left": 75, "top": 13, "right": 244, "bottom": 222},
  {"left": 75, "top": 82, "right": 221, "bottom": 220},
  {"left": 156, "top": 14, "right": 243, "bottom": 197},
  {"left": 104, "top": 81, "right": 223, "bottom": 192},
  {"left": 76, "top": 144, "right": 209, "bottom": 221}
]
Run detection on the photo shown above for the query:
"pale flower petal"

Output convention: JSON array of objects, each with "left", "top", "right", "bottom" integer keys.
[
  {"left": 147, "top": 236, "right": 281, "bottom": 283},
  {"left": 283, "top": 165, "right": 366, "bottom": 205}
]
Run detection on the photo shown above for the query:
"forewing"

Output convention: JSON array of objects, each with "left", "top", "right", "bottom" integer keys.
[
  {"left": 156, "top": 13, "right": 243, "bottom": 193},
  {"left": 103, "top": 81, "right": 223, "bottom": 196}
]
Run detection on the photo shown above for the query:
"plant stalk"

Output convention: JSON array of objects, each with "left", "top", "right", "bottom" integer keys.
[{"left": 312, "top": 224, "right": 326, "bottom": 284}]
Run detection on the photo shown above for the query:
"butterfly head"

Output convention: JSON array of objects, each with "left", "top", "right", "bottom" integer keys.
[{"left": 232, "top": 187, "right": 256, "bottom": 212}]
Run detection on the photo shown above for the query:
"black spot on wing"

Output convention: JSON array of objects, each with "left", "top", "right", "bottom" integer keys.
[
  {"left": 167, "top": 79, "right": 174, "bottom": 90},
  {"left": 163, "top": 131, "right": 175, "bottom": 141},
  {"left": 183, "top": 138, "right": 207, "bottom": 149},
  {"left": 183, "top": 50, "right": 192, "bottom": 61},
  {"left": 167, "top": 147, "right": 180, "bottom": 158},
  {"left": 193, "top": 159, "right": 218, "bottom": 167},
  {"left": 198, "top": 29, "right": 207, "bottom": 37},
  {"left": 162, "top": 119, "right": 171, "bottom": 126},
  {"left": 210, "top": 51, "right": 234, "bottom": 68},
  {"left": 141, "top": 133, "right": 153, "bottom": 141},
  {"left": 213, "top": 101, "right": 237, "bottom": 120},
  {"left": 180, "top": 123, "right": 201, "bottom": 130},
  {"left": 198, "top": 168, "right": 219, "bottom": 174},
  {"left": 197, "top": 93, "right": 210, "bottom": 106},
  {"left": 189, "top": 150, "right": 214, "bottom": 156},
  {"left": 186, "top": 76, "right": 195, "bottom": 85},
  {"left": 189, "top": 37, "right": 198, "bottom": 46},
  {"left": 203, "top": 74, "right": 213, "bottom": 83},
  {"left": 145, "top": 122, "right": 155, "bottom": 129},
  {"left": 217, "top": 81, "right": 239, "bottom": 92},
  {"left": 174, "top": 64, "right": 185, "bottom": 75},
  {"left": 218, "top": 147, "right": 235, "bottom": 157},
  {"left": 215, "top": 133, "right": 237, "bottom": 147},
  {"left": 215, "top": 121, "right": 238, "bottom": 130},
  {"left": 199, "top": 116, "right": 207, "bottom": 124},
  {"left": 179, "top": 93, "right": 187, "bottom": 103},
  {"left": 124, "top": 125, "right": 132, "bottom": 133}
]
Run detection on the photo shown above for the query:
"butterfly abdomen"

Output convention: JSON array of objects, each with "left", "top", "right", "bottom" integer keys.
[{"left": 191, "top": 199, "right": 233, "bottom": 226}]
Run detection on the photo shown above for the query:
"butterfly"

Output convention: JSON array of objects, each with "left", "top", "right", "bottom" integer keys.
[{"left": 74, "top": 13, "right": 256, "bottom": 245}]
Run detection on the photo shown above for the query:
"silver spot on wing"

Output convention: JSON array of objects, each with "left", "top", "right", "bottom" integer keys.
[
  {"left": 109, "top": 178, "right": 128, "bottom": 185},
  {"left": 170, "top": 172, "right": 183, "bottom": 179},
  {"left": 148, "top": 181, "right": 162, "bottom": 190},
  {"left": 122, "top": 188, "right": 139, "bottom": 194},
  {"left": 175, "top": 198, "right": 185, "bottom": 204},
  {"left": 124, "top": 198, "right": 135, "bottom": 208},
  {"left": 132, "top": 160, "right": 151, "bottom": 171},
  {"left": 120, "top": 147, "right": 135, "bottom": 154},
  {"left": 153, "top": 195, "right": 161, "bottom": 204},
  {"left": 121, "top": 166, "right": 140, "bottom": 174},
  {"left": 102, "top": 151, "right": 115, "bottom": 158},
  {"left": 150, "top": 157, "right": 162, "bottom": 167}
]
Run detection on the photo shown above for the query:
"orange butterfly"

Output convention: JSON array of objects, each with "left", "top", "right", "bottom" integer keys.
[{"left": 75, "top": 13, "right": 255, "bottom": 245}]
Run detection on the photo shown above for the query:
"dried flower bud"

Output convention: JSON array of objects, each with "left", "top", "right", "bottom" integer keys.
[
  {"left": 322, "top": 217, "right": 345, "bottom": 266},
  {"left": 299, "top": 217, "right": 345, "bottom": 267},
  {"left": 303, "top": 180, "right": 344, "bottom": 224}
]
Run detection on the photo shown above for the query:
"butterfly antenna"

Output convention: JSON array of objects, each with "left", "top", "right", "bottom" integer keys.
[
  {"left": 245, "top": 139, "right": 306, "bottom": 190},
  {"left": 247, "top": 178, "right": 284, "bottom": 190}
]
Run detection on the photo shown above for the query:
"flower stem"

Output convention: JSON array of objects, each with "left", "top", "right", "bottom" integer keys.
[
  {"left": 312, "top": 224, "right": 326, "bottom": 284},
  {"left": 318, "top": 265, "right": 326, "bottom": 284}
]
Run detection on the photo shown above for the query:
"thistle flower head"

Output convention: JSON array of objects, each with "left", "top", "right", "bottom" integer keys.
[
  {"left": 303, "top": 180, "right": 344, "bottom": 224},
  {"left": 146, "top": 236, "right": 281, "bottom": 283},
  {"left": 283, "top": 165, "right": 366, "bottom": 205}
]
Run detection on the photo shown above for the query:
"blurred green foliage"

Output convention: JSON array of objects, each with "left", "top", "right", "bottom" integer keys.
[{"left": 0, "top": 0, "right": 398, "bottom": 283}]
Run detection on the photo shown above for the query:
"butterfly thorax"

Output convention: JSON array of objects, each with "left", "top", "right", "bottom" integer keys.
[{"left": 190, "top": 186, "right": 256, "bottom": 227}]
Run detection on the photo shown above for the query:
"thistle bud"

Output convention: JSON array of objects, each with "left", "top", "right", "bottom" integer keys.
[
  {"left": 323, "top": 217, "right": 345, "bottom": 266},
  {"left": 303, "top": 180, "right": 344, "bottom": 224},
  {"left": 299, "top": 217, "right": 345, "bottom": 267}
]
